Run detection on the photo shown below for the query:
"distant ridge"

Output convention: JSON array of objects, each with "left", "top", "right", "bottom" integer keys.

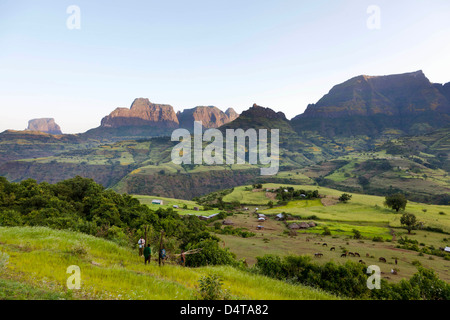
[{"left": 292, "top": 70, "right": 450, "bottom": 136}]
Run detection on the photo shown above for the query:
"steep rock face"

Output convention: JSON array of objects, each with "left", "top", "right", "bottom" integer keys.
[
  {"left": 26, "top": 118, "right": 62, "bottom": 135},
  {"left": 100, "top": 98, "right": 179, "bottom": 128},
  {"left": 298, "top": 71, "right": 449, "bottom": 119},
  {"left": 225, "top": 108, "right": 239, "bottom": 121},
  {"left": 292, "top": 71, "right": 450, "bottom": 136},
  {"left": 178, "top": 106, "right": 237, "bottom": 129}
]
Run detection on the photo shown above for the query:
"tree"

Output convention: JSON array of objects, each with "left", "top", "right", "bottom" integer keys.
[
  {"left": 338, "top": 193, "right": 352, "bottom": 203},
  {"left": 400, "top": 213, "right": 417, "bottom": 234},
  {"left": 384, "top": 193, "right": 407, "bottom": 212}
]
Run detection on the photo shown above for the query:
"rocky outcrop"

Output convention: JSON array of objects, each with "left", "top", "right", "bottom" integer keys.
[
  {"left": 178, "top": 106, "right": 238, "bottom": 129},
  {"left": 241, "top": 104, "right": 288, "bottom": 120},
  {"left": 295, "top": 71, "right": 450, "bottom": 119},
  {"left": 100, "top": 98, "right": 179, "bottom": 128},
  {"left": 292, "top": 71, "right": 450, "bottom": 136},
  {"left": 225, "top": 108, "right": 239, "bottom": 121},
  {"left": 100, "top": 99, "right": 239, "bottom": 132},
  {"left": 26, "top": 118, "right": 62, "bottom": 135}
]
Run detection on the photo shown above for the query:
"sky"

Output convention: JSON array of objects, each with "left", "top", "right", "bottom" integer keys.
[{"left": 1, "top": 0, "right": 450, "bottom": 134}]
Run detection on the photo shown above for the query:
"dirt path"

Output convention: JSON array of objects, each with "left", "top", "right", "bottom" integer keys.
[{"left": 321, "top": 196, "right": 339, "bottom": 207}]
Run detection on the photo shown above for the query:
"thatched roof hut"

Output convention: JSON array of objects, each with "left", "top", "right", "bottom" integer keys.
[
  {"left": 288, "top": 223, "right": 300, "bottom": 230},
  {"left": 222, "top": 219, "right": 234, "bottom": 225},
  {"left": 298, "top": 222, "right": 310, "bottom": 229},
  {"left": 308, "top": 222, "right": 316, "bottom": 227}
]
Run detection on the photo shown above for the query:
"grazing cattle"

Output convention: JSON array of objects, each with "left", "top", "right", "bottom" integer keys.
[
  {"left": 354, "top": 252, "right": 360, "bottom": 257},
  {"left": 314, "top": 253, "right": 323, "bottom": 258},
  {"left": 359, "top": 260, "right": 365, "bottom": 264},
  {"left": 341, "top": 253, "right": 347, "bottom": 258},
  {"left": 366, "top": 253, "right": 370, "bottom": 257},
  {"left": 348, "top": 252, "right": 355, "bottom": 257},
  {"left": 330, "top": 247, "right": 335, "bottom": 251},
  {"left": 322, "top": 243, "right": 327, "bottom": 247},
  {"left": 379, "top": 257, "right": 386, "bottom": 263}
]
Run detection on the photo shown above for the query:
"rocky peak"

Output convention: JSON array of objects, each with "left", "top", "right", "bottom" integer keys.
[
  {"left": 297, "top": 70, "right": 449, "bottom": 119},
  {"left": 178, "top": 106, "right": 239, "bottom": 129},
  {"left": 26, "top": 118, "right": 62, "bottom": 135},
  {"left": 225, "top": 108, "right": 239, "bottom": 121},
  {"left": 100, "top": 98, "right": 179, "bottom": 128},
  {"left": 240, "top": 104, "right": 287, "bottom": 120}
]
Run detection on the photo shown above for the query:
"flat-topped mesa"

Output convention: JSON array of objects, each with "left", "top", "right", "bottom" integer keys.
[
  {"left": 100, "top": 98, "right": 179, "bottom": 128},
  {"left": 178, "top": 106, "right": 238, "bottom": 129},
  {"left": 26, "top": 118, "right": 62, "bottom": 135}
]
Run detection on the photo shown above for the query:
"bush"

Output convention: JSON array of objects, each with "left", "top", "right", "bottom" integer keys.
[
  {"left": 322, "top": 227, "right": 331, "bottom": 236},
  {"left": 185, "top": 240, "right": 237, "bottom": 267},
  {"left": 372, "top": 236, "right": 384, "bottom": 242},
  {"left": 0, "top": 210, "right": 23, "bottom": 226},
  {"left": 196, "top": 274, "right": 230, "bottom": 300}
]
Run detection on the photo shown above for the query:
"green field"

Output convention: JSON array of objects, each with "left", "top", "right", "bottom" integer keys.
[
  {"left": 224, "top": 183, "right": 450, "bottom": 232},
  {"left": 0, "top": 227, "right": 337, "bottom": 300},
  {"left": 134, "top": 195, "right": 219, "bottom": 216}
]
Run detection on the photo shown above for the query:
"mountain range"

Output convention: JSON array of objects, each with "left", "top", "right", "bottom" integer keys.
[{"left": 0, "top": 70, "right": 448, "bottom": 203}]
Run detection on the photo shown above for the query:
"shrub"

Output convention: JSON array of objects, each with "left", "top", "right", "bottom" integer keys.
[
  {"left": 196, "top": 274, "right": 230, "bottom": 300},
  {"left": 322, "top": 227, "right": 331, "bottom": 236},
  {"left": 372, "top": 236, "right": 384, "bottom": 242}
]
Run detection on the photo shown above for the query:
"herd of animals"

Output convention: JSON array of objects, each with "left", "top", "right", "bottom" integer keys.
[{"left": 310, "top": 241, "right": 390, "bottom": 266}]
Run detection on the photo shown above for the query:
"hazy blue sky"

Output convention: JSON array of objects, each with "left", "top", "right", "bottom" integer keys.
[{"left": 1, "top": 0, "right": 450, "bottom": 133}]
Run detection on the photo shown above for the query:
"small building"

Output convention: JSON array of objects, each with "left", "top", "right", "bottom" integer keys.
[
  {"left": 152, "top": 199, "right": 163, "bottom": 205},
  {"left": 308, "top": 221, "right": 316, "bottom": 227},
  {"left": 275, "top": 213, "right": 284, "bottom": 221},
  {"left": 173, "top": 205, "right": 179, "bottom": 209},
  {"left": 299, "top": 222, "right": 310, "bottom": 229},
  {"left": 445, "top": 247, "right": 450, "bottom": 253},
  {"left": 288, "top": 223, "right": 300, "bottom": 230},
  {"left": 257, "top": 225, "right": 264, "bottom": 230},
  {"left": 222, "top": 219, "right": 234, "bottom": 225},
  {"left": 258, "top": 217, "right": 265, "bottom": 222},
  {"left": 198, "top": 213, "right": 219, "bottom": 221}
]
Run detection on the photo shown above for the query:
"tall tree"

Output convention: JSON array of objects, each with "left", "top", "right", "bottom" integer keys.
[{"left": 384, "top": 193, "right": 407, "bottom": 212}]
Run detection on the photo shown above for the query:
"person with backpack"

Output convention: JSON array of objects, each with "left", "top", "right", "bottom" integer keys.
[
  {"left": 159, "top": 248, "right": 167, "bottom": 266},
  {"left": 144, "top": 244, "right": 152, "bottom": 265},
  {"left": 180, "top": 250, "right": 186, "bottom": 267},
  {"left": 138, "top": 237, "right": 145, "bottom": 256}
]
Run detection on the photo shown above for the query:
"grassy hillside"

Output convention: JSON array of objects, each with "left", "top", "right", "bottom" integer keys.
[
  {"left": 0, "top": 226, "right": 337, "bottom": 300},
  {"left": 211, "top": 183, "right": 450, "bottom": 283}
]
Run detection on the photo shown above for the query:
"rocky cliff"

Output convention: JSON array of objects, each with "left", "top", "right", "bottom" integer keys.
[
  {"left": 100, "top": 98, "right": 179, "bottom": 128},
  {"left": 178, "top": 106, "right": 238, "bottom": 130},
  {"left": 292, "top": 70, "right": 450, "bottom": 136},
  {"left": 26, "top": 118, "right": 62, "bottom": 135}
]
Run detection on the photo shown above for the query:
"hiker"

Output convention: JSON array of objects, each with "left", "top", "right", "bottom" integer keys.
[
  {"left": 138, "top": 237, "right": 145, "bottom": 256},
  {"left": 144, "top": 244, "right": 152, "bottom": 265},
  {"left": 180, "top": 250, "right": 186, "bottom": 267},
  {"left": 159, "top": 248, "right": 167, "bottom": 266}
]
